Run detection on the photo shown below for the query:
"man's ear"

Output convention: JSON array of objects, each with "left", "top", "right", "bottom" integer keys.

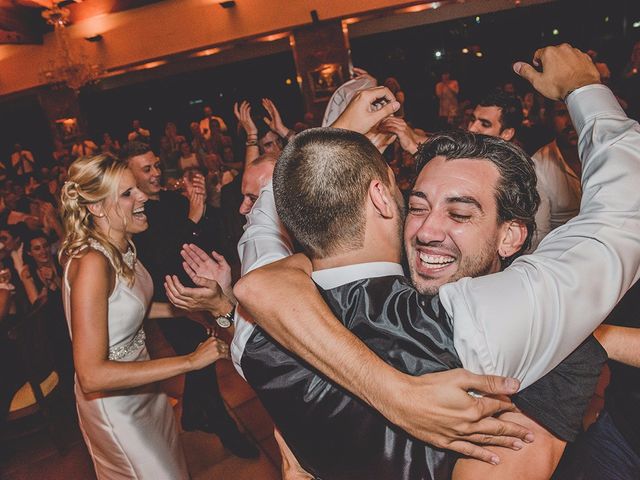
[
  {"left": 368, "top": 179, "right": 395, "bottom": 219},
  {"left": 498, "top": 220, "right": 527, "bottom": 258},
  {"left": 499, "top": 127, "right": 516, "bottom": 142},
  {"left": 87, "top": 202, "right": 105, "bottom": 218}
]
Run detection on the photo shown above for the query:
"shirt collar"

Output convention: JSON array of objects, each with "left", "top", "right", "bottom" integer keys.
[{"left": 312, "top": 262, "right": 404, "bottom": 290}]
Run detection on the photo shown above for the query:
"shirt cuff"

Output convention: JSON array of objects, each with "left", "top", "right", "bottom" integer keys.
[{"left": 566, "top": 84, "right": 625, "bottom": 133}]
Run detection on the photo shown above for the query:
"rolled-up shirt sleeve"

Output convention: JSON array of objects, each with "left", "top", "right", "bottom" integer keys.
[{"left": 441, "top": 84, "right": 640, "bottom": 389}]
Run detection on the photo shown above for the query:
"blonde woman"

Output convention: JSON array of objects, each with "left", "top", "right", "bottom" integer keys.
[{"left": 59, "top": 154, "right": 228, "bottom": 479}]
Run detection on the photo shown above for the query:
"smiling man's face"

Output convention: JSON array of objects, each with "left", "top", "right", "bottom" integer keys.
[
  {"left": 404, "top": 155, "right": 505, "bottom": 295},
  {"left": 127, "top": 151, "right": 162, "bottom": 200}
]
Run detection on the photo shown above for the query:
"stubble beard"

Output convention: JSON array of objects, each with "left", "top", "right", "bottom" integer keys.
[{"left": 408, "top": 233, "right": 498, "bottom": 296}]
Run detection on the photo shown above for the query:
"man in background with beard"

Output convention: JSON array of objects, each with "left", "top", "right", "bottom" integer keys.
[{"left": 528, "top": 99, "right": 582, "bottom": 249}]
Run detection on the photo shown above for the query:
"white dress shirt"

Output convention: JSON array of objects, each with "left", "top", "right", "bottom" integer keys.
[
  {"left": 230, "top": 181, "right": 294, "bottom": 378},
  {"left": 232, "top": 84, "right": 640, "bottom": 391},
  {"left": 528, "top": 140, "right": 582, "bottom": 250},
  {"left": 312, "top": 262, "right": 404, "bottom": 290},
  {"left": 442, "top": 84, "right": 640, "bottom": 388}
]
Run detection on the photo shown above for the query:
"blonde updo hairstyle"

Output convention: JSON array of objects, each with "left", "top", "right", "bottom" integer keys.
[{"left": 59, "top": 154, "right": 136, "bottom": 285}]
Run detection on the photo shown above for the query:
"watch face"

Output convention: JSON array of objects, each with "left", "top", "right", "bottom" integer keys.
[{"left": 216, "top": 316, "right": 232, "bottom": 328}]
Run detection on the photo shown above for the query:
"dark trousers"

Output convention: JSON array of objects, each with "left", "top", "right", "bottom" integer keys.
[
  {"left": 554, "top": 410, "right": 640, "bottom": 480},
  {"left": 0, "top": 332, "right": 26, "bottom": 424},
  {"left": 155, "top": 317, "right": 236, "bottom": 434}
]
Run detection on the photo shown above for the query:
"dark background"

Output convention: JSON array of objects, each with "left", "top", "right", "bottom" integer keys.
[{"left": 2, "top": 0, "right": 639, "bottom": 163}]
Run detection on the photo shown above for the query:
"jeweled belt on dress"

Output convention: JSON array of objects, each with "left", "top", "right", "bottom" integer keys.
[{"left": 108, "top": 328, "right": 146, "bottom": 360}]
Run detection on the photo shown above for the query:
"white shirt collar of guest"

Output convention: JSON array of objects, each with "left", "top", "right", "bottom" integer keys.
[{"left": 311, "top": 262, "right": 404, "bottom": 290}]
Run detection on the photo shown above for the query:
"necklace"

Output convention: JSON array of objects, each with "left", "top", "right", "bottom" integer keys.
[
  {"left": 122, "top": 248, "right": 136, "bottom": 269},
  {"left": 87, "top": 238, "right": 136, "bottom": 269}
]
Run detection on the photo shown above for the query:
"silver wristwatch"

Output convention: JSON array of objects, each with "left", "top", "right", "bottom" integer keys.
[{"left": 215, "top": 307, "right": 235, "bottom": 328}]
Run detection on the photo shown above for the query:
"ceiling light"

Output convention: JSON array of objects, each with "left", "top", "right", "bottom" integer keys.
[
  {"left": 343, "top": 17, "right": 361, "bottom": 25},
  {"left": 396, "top": 2, "right": 441, "bottom": 14},
  {"left": 135, "top": 60, "right": 167, "bottom": 71},
  {"left": 255, "top": 32, "right": 290, "bottom": 42},
  {"left": 192, "top": 48, "right": 222, "bottom": 58}
]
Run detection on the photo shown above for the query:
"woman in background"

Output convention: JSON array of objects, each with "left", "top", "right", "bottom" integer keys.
[{"left": 20, "top": 230, "right": 61, "bottom": 304}]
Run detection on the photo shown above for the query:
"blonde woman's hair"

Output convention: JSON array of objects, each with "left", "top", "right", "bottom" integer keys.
[{"left": 59, "top": 154, "right": 136, "bottom": 285}]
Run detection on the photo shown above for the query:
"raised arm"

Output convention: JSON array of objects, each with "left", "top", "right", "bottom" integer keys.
[
  {"left": 233, "top": 101, "right": 260, "bottom": 168},
  {"left": 330, "top": 85, "right": 400, "bottom": 133},
  {"left": 380, "top": 117, "right": 428, "bottom": 155},
  {"left": 262, "top": 98, "right": 293, "bottom": 141},
  {"left": 183, "top": 171, "right": 206, "bottom": 224},
  {"left": 441, "top": 44, "right": 640, "bottom": 388},
  {"left": 68, "top": 251, "right": 227, "bottom": 394}
]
